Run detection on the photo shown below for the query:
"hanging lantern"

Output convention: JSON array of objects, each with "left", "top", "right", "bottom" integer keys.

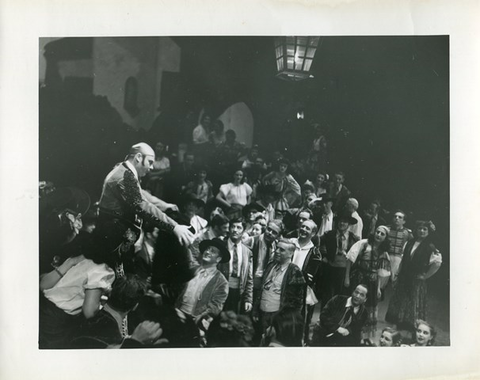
[{"left": 274, "top": 36, "right": 320, "bottom": 81}]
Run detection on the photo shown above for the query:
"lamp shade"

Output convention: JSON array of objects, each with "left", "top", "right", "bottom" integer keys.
[{"left": 274, "top": 36, "right": 320, "bottom": 81}]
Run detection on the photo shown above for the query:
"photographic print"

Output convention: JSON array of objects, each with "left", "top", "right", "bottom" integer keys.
[
  {"left": 38, "top": 35, "right": 449, "bottom": 349},
  {"left": 2, "top": 2, "right": 480, "bottom": 380}
]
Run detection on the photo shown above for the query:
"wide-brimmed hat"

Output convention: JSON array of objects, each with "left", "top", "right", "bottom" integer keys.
[
  {"left": 334, "top": 212, "right": 358, "bottom": 225},
  {"left": 199, "top": 238, "right": 230, "bottom": 263},
  {"left": 242, "top": 203, "right": 265, "bottom": 217},
  {"left": 40, "top": 187, "right": 91, "bottom": 217}
]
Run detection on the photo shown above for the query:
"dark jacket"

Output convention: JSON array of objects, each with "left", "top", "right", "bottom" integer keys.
[
  {"left": 362, "top": 212, "right": 387, "bottom": 238},
  {"left": 293, "top": 241, "right": 322, "bottom": 290},
  {"left": 398, "top": 238, "right": 436, "bottom": 285},
  {"left": 328, "top": 183, "right": 351, "bottom": 212},
  {"left": 255, "top": 262, "right": 306, "bottom": 315},
  {"left": 251, "top": 235, "right": 274, "bottom": 283},
  {"left": 316, "top": 295, "right": 367, "bottom": 346},
  {"left": 99, "top": 162, "right": 177, "bottom": 232},
  {"left": 320, "top": 230, "right": 359, "bottom": 263}
]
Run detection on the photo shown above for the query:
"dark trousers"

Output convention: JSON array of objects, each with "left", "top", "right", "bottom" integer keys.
[
  {"left": 320, "top": 265, "right": 348, "bottom": 310},
  {"left": 224, "top": 287, "right": 242, "bottom": 314},
  {"left": 304, "top": 304, "right": 315, "bottom": 343},
  {"left": 39, "top": 294, "right": 81, "bottom": 349}
]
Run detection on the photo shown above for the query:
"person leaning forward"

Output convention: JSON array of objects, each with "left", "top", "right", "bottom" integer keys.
[{"left": 99, "top": 142, "right": 194, "bottom": 248}]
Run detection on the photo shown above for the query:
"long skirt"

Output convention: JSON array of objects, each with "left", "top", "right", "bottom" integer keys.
[{"left": 385, "top": 278, "right": 427, "bottom": 329}]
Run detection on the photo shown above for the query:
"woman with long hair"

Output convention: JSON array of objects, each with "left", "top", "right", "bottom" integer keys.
[
  {"left": 386, "top": 220, "right": 442, "bottom": 330},
  {"left": 344, "top": 225, "right": 391, "bottom": 338}
]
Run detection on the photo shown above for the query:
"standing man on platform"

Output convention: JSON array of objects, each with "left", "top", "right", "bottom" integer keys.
[{"left": 98, "top": 143, "right": 194, "bottom": 253}]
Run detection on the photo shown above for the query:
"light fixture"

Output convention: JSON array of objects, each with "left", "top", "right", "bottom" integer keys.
[{"left": 274, "top": 36, "right": 320, "bottom": 81}]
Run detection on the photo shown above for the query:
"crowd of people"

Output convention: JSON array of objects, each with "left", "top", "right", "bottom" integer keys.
[{"left": 39, "top": 116, "right": 444, "bottom": 349}]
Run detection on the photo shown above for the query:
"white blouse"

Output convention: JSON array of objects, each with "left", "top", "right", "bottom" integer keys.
[
  {"left": 219, "top": 182, "right": 252, "bottom": 206},
  {"left": 43, "top": 258, "right": 115, "bottom": 315}
]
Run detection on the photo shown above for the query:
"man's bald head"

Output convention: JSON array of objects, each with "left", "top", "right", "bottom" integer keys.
[
  {"left": 127, "top": 142, "right": 155, "bottom": 178},
  {"left": 129, "top": 142, "right": 155, "bottom": 157}
]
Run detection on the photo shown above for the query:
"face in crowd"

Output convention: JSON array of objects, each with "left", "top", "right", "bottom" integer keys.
[
  {"left": 337, "top": 218, "right": 350, "bottom": 233},
  {"left": 297, "top": 211, "right": 311, "bottom": 228},
  {"left": 298, "top": 221, "right": 316, "bottom": 241},
  {"left": 333, "top": 173, "right": 344, "bottom": 187},
  {"left": 374, "top": 227, "right": 387, "bottom": 244},
  {"left": 264, "top": 222, "right": 282, "bottom": 243},
  {"left": 273, "top": 242, "right": 294, "bottom": 265},
  {"left": 393, "top": 212, "right": 406, "bottom": 229},
  {"left": 229, "top": 222, "right": 245, "bottom": 243},
  {"left": 213, "top": 223, "right": 230, "bottom": 238},
  {"left": 316, "top": 173, "right": 326, "bottom": 186},
  {"left": 233, "top": 170, "right": 244, "bottom": 184},
  {"left": 379, "top": 330, "right": 395, "bottom": 347},
  {"left": 201, "top": 245, "right": 222, "bottom": 266},
  {"left": 415, "top": 323, "right": 434, "bottom": 346},
  {"left": 351, "top": 285, "right": 368, "bottom": 307},
  {"left": 416, "top": 226, "right": 429, "bottom": 240},
  {"left": 250, "top": 223, "right": 263, "bottom": 237}
]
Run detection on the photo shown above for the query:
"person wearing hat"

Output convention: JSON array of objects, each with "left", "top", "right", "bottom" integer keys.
[
  {"left": 175, "top": 238, "right": 230, "bottom": 330},
  {"left": 308, "top": 195, "right": 335, "bottom": 239},
  {"left": 318, "top": 212, "right": 360, "bottom": 309},
  {"left": 98, "top": 142, "right": 194, "bottom": 248}
]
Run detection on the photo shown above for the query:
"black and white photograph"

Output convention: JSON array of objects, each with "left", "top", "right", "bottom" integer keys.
[
  {"left": 38, "top": 35, "right": 450, "bottom": 349},
  {"left": 1, "top": 1, "right": 480, "bottom": 380}
]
